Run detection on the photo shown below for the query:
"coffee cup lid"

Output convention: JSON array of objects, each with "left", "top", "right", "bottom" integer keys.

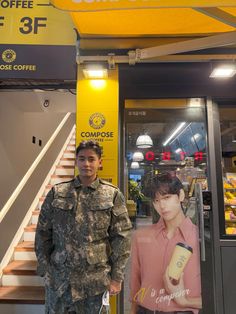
[{"left": 176, "top": 242, "right": 193, "bottom": 253}]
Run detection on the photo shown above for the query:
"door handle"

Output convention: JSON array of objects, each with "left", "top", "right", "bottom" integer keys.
[{"left": 195, "top": 182, "right": 206, "bottom": 262}]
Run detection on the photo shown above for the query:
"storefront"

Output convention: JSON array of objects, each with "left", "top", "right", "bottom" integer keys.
[
  {"left": 75, "top": 60, "right": 236, "bottom": 313},
  {"left": 1, "top": 1, "right": 236, "bottom": 314}
]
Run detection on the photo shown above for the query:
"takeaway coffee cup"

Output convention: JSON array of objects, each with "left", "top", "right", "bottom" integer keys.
[{"left": 168, "top": 242, "right": 193, "bottom": 282}]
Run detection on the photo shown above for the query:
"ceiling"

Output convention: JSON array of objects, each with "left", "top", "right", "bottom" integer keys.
[{"left": 119, "top": 62, "right": 236, "bottom": 100}]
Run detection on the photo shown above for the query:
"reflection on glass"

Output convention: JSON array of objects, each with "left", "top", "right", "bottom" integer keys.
[{"left": 124, "top": 105, "right": 208, "bottom": 313}]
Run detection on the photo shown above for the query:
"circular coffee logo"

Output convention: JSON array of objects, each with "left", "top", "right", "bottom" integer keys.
[
  {"left": 2, "top": 49, "right": 16, "bottom": 63},
  {"left": 89, "top": 112, "right": 106, "bottom": 129}
]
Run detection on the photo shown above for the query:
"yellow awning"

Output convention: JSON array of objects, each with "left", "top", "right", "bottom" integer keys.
[
  {"left": 50, "top": 1, "right": 236, "bottom": 38},
  {"left": 51, "top": 1, "right": 236, "bottom": 11},
  {"left": 50, "top": 0, "right": 236, "bottom": 61},
  {"left": 70, "top": 8, "right": 236, "bottom": 36}
]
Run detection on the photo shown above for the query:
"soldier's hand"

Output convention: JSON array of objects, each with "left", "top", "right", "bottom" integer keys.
[{"left": 109, "top": 280, "right": 122, "bottom": 295}]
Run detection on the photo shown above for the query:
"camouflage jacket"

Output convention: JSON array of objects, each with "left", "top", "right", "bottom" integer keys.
[{"left": 35, "top": 177, "right": 132, "bottom": 301}]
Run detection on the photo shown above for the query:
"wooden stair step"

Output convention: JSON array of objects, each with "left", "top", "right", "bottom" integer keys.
[
  {"left": 56, "top": 165, "right": 75, "bottom": 169},
  {"left": 15, "top": 241, "right": 34, "bottom": 252},
  {"left": 51, "top": 174, "right": 74, "bottom": 178},
  {"left": 3, "top": 260, "right": 37, "bottom": 276},
  {"left": 59, "top": 160, "right": 76, "bottom": 167},
  {"left": 32, "top": 210, "right": 40, "bottom": 215},
  {"left": 64, "top": 150, "right": 75, "bottom": 153},
  {"left": 43, "top": 184, "right": 53, "bottom": 195},
  {"left": 0, "top": 286, "right": 45, "bottom": 304},
  {"left": 24, "top": 224, "right": 36, "bottom": 232},
  {"left": 60, "top": 157, "right": 75, "bottom": 160}
]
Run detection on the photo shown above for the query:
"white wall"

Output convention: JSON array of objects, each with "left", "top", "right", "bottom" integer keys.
[
  {"left": 1, "top": 90, "right": 76, "bottom": 113},
  {"left": 0, "top": 90, "right": 76, "bottom": 209}
]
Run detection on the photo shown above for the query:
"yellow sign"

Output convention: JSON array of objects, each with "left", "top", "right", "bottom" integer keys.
[
  {"left": 76, "top": 67, "right": 119, "bottom": 185},
  {"left": 0, "top": 0, "right": 75, "bottom": 45},
  {"left": 76, "top": 66, "right": 119, "bottom": 313},
  {"left": 51, "top": 0, "right": 236, "bottom": 11}
]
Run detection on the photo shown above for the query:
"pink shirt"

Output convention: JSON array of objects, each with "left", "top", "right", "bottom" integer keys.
[{"left": 130, "top": 217, "right": 201, "bottom": 313}]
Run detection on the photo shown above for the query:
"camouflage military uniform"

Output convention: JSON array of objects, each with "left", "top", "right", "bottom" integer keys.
[{"left": 35, "top": 177, "right": 132, "bottom": 314}]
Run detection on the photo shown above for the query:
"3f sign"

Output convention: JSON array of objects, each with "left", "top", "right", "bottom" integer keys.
[{"left": 19, "top": 17, "right": 47, "bottom": 34}]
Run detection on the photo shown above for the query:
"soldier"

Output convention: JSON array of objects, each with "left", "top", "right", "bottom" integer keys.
[{"left": 35, "top": 140, "right": 132, "bottom": 314}]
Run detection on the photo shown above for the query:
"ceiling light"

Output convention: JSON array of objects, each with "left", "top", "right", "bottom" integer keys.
[
  {"left": 210, "top": 65, "right": 236, "bottom": 78},
  {"left": 163, "top": 122, "right": 186, "bottom": 146},
  {"left": 133, "top": 151, "right": 144, "bottom": 162},
  {"left": 232, "top": 135, "right": 236, "bottom": 143},
  {"left": 191, "top": 133, "right": 202, "bottom": 142},
  {"left": 175, "top": 148, "right": 182, "bottom": 154},
  {"left": 131, "top": 161, "right": 140, "bottom": 169},
  {"left": 83, "top": 65, "right": 108, "bottom": 79},
  {"left": 136, "top": 134, "right": 153, "bottom": 148}
]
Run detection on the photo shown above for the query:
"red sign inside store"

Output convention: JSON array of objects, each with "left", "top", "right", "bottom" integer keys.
[{"left": 145, "top": 151, "right": 203, "bottom": 161}]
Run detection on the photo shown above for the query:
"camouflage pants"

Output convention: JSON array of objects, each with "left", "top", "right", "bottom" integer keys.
[{"left": 45, "top": 286, "right": 107, "bottom": 314}]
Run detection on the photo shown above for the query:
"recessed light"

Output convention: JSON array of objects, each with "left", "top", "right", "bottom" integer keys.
[
  {"left": 83, "top": 65, "right": 108, "bottom": 79},
  {"left": 210, "top": 65, "right": 236, "bottom": 78}
]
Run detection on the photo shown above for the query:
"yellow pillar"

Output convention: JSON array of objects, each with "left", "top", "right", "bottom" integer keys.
[{"left": 76, "top": 65, "right": 119, "bottom": 313}]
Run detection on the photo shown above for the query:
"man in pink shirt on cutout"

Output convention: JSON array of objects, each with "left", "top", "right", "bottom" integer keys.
[{"left": 130, "top": 172, "right": 202, "bottom": 314}]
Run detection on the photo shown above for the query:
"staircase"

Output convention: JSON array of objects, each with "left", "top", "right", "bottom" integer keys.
[{"left": 0, "top": 133, "right": 76, "bottom": 309}]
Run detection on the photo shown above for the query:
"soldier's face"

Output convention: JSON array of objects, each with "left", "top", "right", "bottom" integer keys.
[{"left": 76, "top": 149, "right": 102, "bottom": 180}]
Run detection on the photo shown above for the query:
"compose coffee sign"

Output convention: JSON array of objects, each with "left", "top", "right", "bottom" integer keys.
[
  {"left": 0, "top": 0, "right": 75, "bottom": 45},
  {"left": 0, "top": 44, "right": 76, "bottom": 79},
  {"left": 0, "top": 0, "right": 76, "bottom": 79}
]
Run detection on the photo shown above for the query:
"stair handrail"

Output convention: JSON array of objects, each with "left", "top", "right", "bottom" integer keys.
[
  {"left": 0, "top": 122, "right": 76, "bottom": 280},
  {"left": 0, "top": 112, "right": 72, "bottom": 224}
]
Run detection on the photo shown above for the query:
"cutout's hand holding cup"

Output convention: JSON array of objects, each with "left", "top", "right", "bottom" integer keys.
[{"left": 168, "top": 242, "right": 193, "bottom": 285}]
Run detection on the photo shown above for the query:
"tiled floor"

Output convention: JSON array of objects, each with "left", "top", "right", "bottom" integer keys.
[{"left": 124, "top": 216, "right": 153, "bottom": 314}]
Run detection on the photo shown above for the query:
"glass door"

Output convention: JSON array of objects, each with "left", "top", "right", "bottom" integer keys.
[
  {"left": 218, "top": 105, "right": 236, "bottom": 237},
  {"left": 214, "top": 103, "right": 236, "bottom": 314},
  {"left": 123, "top": 99, "right": 214, "bottom": 314}
]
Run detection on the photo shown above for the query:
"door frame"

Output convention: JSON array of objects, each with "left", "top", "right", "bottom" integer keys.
[{"left": 205, "top": 98, "right": 224, "bottom": 314}]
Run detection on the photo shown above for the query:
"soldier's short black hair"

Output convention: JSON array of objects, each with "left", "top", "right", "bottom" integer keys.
[
  {"left": 76, "top": 140, "right": 102, "bottom": 158},
  {"left": 150, "top": 172, "right": 183, "bottom": 199}
]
